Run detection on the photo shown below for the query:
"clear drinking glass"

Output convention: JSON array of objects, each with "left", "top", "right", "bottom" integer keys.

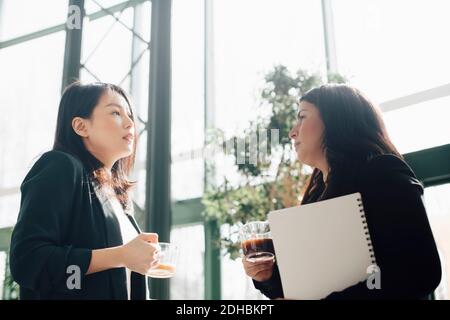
[
  {"left": 147, "top": 242, "right": 179, "bottom": 278},
  {"left": 239, "top": 221, "right": 275, "bottom": 263}
]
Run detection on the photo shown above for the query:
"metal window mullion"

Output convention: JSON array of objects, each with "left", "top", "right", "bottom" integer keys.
[
  {"left": 203, "top": 0, "right": 221, "bottom": 300},
  {"left": 145, "top": 0, "right": 172, "bottom": 300},
  {"left": 61, "top": 0, "right": 85, "bottom": 92},
  {"left": 130, "top": 1, "right": 148, "bottom": 228},
  {"left": 321, "top": 0, "right": 338, "bottom": 78},
  {"left": 91, "top": 0, "right": 149, "bottom": 44}
]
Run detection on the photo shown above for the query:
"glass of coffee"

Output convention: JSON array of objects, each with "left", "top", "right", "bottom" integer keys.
[
  {"left": 147, "top": 242, "right": 179, "bottom": 279},
  {"left": 240, "top": 221, "right": 275, "bottom": 263}
]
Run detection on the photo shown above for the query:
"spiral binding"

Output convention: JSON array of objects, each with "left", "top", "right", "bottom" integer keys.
[{"left": 357, "top": 197, "right": 377, "bottom": 265}]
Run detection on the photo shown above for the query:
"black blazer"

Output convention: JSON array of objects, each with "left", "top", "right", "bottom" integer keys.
[
  {"left": 253, "top": 154, "right": 442, "bottom": 299},
  {"left": 9, "top": 150, "right": 147, "bottom": 300}
]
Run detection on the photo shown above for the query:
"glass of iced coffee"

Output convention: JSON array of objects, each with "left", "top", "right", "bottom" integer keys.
[{"left": 240, "top": 221, "right": 275, "bottom": 263}]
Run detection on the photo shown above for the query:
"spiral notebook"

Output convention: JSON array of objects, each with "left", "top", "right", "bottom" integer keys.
[{"left": 268, "top": 192, "right": 376, "bottom": 300}]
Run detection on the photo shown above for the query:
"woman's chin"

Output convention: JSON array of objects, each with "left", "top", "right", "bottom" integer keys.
[
  {"left": 122, "top": 141, "right": 134, "bottom": 151},
  {"left": 297, "top": 152, "right": 312, "bottom": 167},
  {"left": 296, "top": 150, "right": 304, "bottom": 162},
  {"left": 117, "top": 148, "right": 133, "bottom": 159}
]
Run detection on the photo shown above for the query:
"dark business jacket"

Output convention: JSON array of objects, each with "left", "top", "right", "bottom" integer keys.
[
  {"left": 9, "top": 150, "right": 147, "bottom": 300},
  {"left": 253, "top": 154, "right": 442, "bottom": 299}
]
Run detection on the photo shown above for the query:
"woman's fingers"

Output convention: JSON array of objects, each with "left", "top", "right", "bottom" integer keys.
[
  {"left": 250, "top": 262, "right": 273, "bottom": 274},
  {"left": 241, "top": 256, "right": 274, "bottom": 282},
  {"left": 140, "top": 232, "right": 159, "bottom": 243},
  {"left": 243, "top": 257, "right": 274, "bottom": 269},
  {"left": 254, "top": 268, "right": 272, "bottom": 278},
  {"left": 242, "top": 257, "right": 274, "bottom": 275},
  {"left": 252, "top": 266, "right": 273, "bottom": 282}
]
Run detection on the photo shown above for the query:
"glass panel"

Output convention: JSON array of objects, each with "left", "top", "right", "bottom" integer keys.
[
  {"left": 0, "top": 0, "right": 68, "bottom": 41},
  {"left": 84, "top": 0, "right": 130, "bottom": 15},
  {"left": 220, "top": 225, "right": 268, "bottom": 300},
  {"left": 383, "top": 96, "right": 450, "bottom": 154},
  {"left": 172, "top": 159, "right": 204, "bottom": 201},
  {"left": 171, "top": 0, "right": 205, "bottom": 201},
  {"left": 332, "top": 0, "right": 450, "bottom": 103},
  {"left": 0, "top": 194, "right": 20, "bottom": 229},
  {"left": 131, "top": 132, "right": 148, "bottom": 211},
  {"left": 213, "top": 0, "right": 325, "bottom": 137},
  {"left": 424, "top": 183, "right": 450, "bottom": 300},
  {"left": 130, "top": 0, "right": 151, "bottom": 44},
  {"left": 129, "top": 48, "right": 150, "bottom": 122},
  {"left": 80, "top": 8, "right": 134, "bottom": 85},
  {"left": 172, "top": 0, "right": 205, "bottom": 155},
  {"left": 129, "top": 1, "right": 151, "bottom": 114},
  {"left": 170, "top": 224, "right": 205, "bottom": 299},
  {"left": 0, "top": 32, "right": 65, "bottom": 227}
]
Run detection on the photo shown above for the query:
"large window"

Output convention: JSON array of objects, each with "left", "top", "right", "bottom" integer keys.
[
  {"left": 383, "top": 97, "right": 450, "bottom": 154},
  {"left": 213, "top": 0, "right": 326, "bottom": 137},
  {"left": 170, "top": 224, "right": 205, "bottom": 299},
  {"left": 333, "top": 0, "right": 450, "bottom": 103},
  {"left": 0, "top": 1, "right": 67, "bottom": 300},
  {"left": 0, "top": 31, "right": 65, "bottom": 228},
  {"left": 332, "top": 0, "right": 450, "bottom": 154},
  {"left": 0, "top": 0, "right": 68, "bottom": 41},
  {"left": 80, "top": 8, "right": 134, "bottom": 85}
]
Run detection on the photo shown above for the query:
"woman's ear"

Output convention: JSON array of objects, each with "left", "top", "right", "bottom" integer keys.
[{"left": 72, "top": 117, "right": 89, "bottom": 138}]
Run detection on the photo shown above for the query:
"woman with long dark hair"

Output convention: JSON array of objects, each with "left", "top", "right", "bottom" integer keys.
[
  {"left": 243, "top": 84, "right": 442, "bottom": 299},
  {"left": 10, "top": 82, "right": 159, "bottom": 299}
]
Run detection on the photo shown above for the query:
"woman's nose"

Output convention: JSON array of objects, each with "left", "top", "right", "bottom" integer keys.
[
  {"left": 124, "top": 115, "right": 134, "bottom": 129},
  {"left": 289, "top": 127, "right": 297, "bottom": 140}
]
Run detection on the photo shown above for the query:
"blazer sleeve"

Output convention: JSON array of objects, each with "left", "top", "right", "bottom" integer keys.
[
  {"left": 325, "top": 155, "right": 442, "bottom": 300},
  {"left": 252, "top": 262, "right": 284, "bottom": 299},
  {"left": 9, "top": 151, "right": 92, "bottom": 293}
]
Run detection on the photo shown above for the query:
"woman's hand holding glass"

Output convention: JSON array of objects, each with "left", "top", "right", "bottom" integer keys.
[
  {"left": 121, "top": 233, "right": 160, "bottom": 275},
  {"left": 242, "top": 256, "right": 275, "bottom": 282},
  {"left": 240, "top": 221, "right": 276, "bottom": 282}
]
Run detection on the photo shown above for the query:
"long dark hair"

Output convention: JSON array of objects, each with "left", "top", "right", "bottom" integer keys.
[
  {"left": 53, "top": 82, "right": 137, "bottom": 210},
  {"left": 299, "top": 84, "right": 401, "bottom": 204}
]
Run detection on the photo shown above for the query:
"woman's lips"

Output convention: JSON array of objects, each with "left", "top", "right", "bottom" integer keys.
[{"left": 123, "top": 134, "right": 134, "bottom": 143}]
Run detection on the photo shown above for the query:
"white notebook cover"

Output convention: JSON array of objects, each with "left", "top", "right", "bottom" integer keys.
[{"left": 268, "top": 192, "right": 375, "bottom": 300}]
